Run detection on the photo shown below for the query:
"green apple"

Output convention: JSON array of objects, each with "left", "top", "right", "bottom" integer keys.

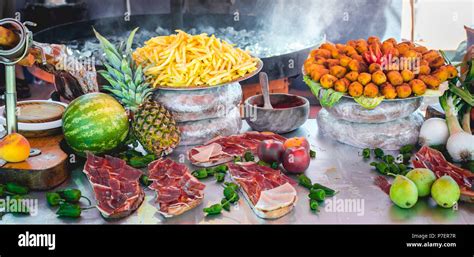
[
  {"left": 389, "top": 175, "right": 419, "bottom": 209},
  {"left": 431, "top": 175, "right": 460, "bottom": 208},
  {"left": 406, "top": 168, "right": 436, "bottom": 197}
]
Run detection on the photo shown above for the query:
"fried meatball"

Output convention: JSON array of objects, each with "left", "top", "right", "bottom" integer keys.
[
  {"left": 330, "top": 65, "right": 347, "bottom": 79},
  {"left": 382, "top": 41, "right": 395, "bottom": 55},
  {"left": 387, "top": 71, "right": 404, "bottom": 86},
  {"left": 369, "top": 63, "right": 382, "bottom": 73},
  {"left": 414, "top": 45, "right": 428, "bottom": 54},
  {"left": 409, "top": 79, "right": 427, "bottom": 96},
  {"left": 331, "top": 49, "right": 342, "bottom": 59},
  {"left": 320, "top": 74, "right": 338, "bottom": 89},
  {"left": 355, "top": 39, "right": 368, "bottom": 54},
  {"left": 401, "top": 69, "right": 415, "bottom": 82},
  {"left": 326, "top": 59, "right": 341, "bottom": 68},
  {"left": 372, "top": 71, "right": 387, "bottom": 85},
  {"left": 334, "top": 78, "right": 350, "bottom": 93},
  {"left": 348, "top": 81, "right": 364, "bottom": 97},
  {"left": 445, "top": 65, "right": 458, "bottom": 79},
  {"left": 403, "top": 50, "right": 420, "bottom": 59},
  {"left": 357, "top": 72, "right": 372, "bottom": 85},
  {"left": 339, "top": 55, "right": 352, "bottom": 67},
  {"left": 310, "top": 68, "right": 329, "bottom": 82},
  {"left": 363, "top": 83, "right": 379, "bottom": 98},
  {"left": 348, "top": 59, "right": 360, "bottom": 72},
  {"left": 433, "top": 66, "right": 449, "bottom": 82},
  {"left": 418, "top": 65, "right": 431, "bottom": 75},
  {"left": 383, "top": 38, "right": 398, "bottom": 46},
  {"left": 367, "top": 36, "right": 381, "bottom": 46},
  {"left": 419, "top": 75, "right": 441, "bottom": 89},
  {"left": 396, "top": 42, "right": 412, "bottom": 55},
  {"left": 312, "top": 49, "right": 331, "bottom": 59},
  {"left": 345, "top": 71, "right": 359, "bottom": 82},
  {"left": 396, "top": 84, "right": 413, "bottom": 98},
  {"left": 381, "top": 83, "right": 397, "bottom": 99},
  {"left": 320, "top": 43, "right": 338, "bottom": 52}
]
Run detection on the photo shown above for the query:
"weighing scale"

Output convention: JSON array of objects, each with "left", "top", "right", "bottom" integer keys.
[{"left": 0, "top": 18, "right": 68, "bottom": 190}]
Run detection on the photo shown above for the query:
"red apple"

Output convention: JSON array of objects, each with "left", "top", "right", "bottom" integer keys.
[
  {"left": 283, "top": 137, "right": 310, "bottom": 152},
  {"left": 257, "top": 140, "right": 285, "bottom": 164},
  {"left": 282, "top": 146, "right": 310, "bottom": 173}
]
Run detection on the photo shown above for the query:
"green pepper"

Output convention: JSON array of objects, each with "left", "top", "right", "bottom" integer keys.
[
  {"left": 297, "top": 174, "right": 313, "bottom": 190},
  {"left": 244, "top": 151, "right": 255, "bottom": 162},
  {"left": 192, "top": 168, "right": 208, "bottom": 179},
  {"left": 58, "top": 189, "right": 82, "bottom": 203},
  {"left": 223, "top": 187, "right": 239, "bottom": 203},
  {"left": 382, "top": 155, "right": 395, "bottom": 164},
  {"left": 310, "top": 150, "right": 317, "bottom": 158},
  {"left": 257, "top": 160, "right": 270, "bottom": 167},
  {"left": 462, "top": 161, "right": 474, "bottom": 173},
  {"left": 203, "top": 204, "right": 223, "bottom": 215},
  {"left": 312, "top": 183, "right": 337, "bottom": 196},
  {"left": 402, "top": 153, "right": 412, "bottom": 164},
  {"left": 309, "top": 189, "right": 326, "bottom": 201},
  {"left": 310, "top": 199, "right": 319, "bottom": 211},
  {"left": 5, "top": 183, "right": 29, "bottom": 195},
  {"left": 374, "top": 148, "right": 384, "bottom": 159},
  {"left": 11, "top": 195, "right": 29, "bottom": 215},
  {"left": 56, "top": 203, "right": 81, "bottom": 218},
  {"left": 224, "top": 182, "right": 239, "bottom": 192},
  {"left": 362, "top": 148, "right": 371, "bottom": 159},
  {"left": 374, "top": 162, "right": 389, "bottom": 175},
  {"left": 389, "top": 163, "right": 400, "bottom": 174},
  {"left": 271, "top": 162, "right": 279, "bottom": 169},
  {"left": 221, "top": 198, "right": 231, "bottom": 211},
  {"left": 129, "top": 154, "right": 155, "bottom": 168},
  {"left": 233, "top": 156, "right": 242, "bottom": 163},
  {"left": 398, "top": 163, "right": 408, "bottom": 174},
  {"left": 140, "top": 175, "right": 152, "bottom": 186},
  {"left": 399, "top": 144, "right": 415, "bottom": 154},
  {"left": 213, "top": 165, "right": 228, "bottom": 173},
  {"left": 46, "top": 192, "right": 62, "bottom": 206},
  {"left": 214, "top": 172, "right": 225, "bottom": 183}
]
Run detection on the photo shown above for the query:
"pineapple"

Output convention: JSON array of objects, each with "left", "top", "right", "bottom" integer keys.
[{"left": 94, "top": 28, "right": 180, "bottom": 157}]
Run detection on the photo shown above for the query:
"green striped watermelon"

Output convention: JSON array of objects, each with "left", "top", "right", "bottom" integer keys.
[{"left": 62, "top": 93, "right": 130, "bottom": 156}]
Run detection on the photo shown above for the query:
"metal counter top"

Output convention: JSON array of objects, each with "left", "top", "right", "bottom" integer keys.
[{"left": 2, "top": 119, "right": 473, "bottom": 224}]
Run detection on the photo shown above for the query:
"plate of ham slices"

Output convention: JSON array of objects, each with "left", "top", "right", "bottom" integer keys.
[
  {"left": 188, "top": 131, "right": 286, "bottom": 167},
  {"left": 83, "top": 154, "right": 145, "bottom": 219},
  {"left": 148, "top": 159, "right": 206, "bottom": 217},
  {"left": 228, "top": 162, "right": 298, "bottom": 219}
]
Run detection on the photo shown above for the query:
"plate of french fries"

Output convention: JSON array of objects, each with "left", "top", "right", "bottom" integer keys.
[{"left": 132, "top": 30, "right": 262, "bottom": 90}]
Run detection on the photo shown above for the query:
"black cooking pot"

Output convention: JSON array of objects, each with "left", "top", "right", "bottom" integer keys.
[{"left": 34, "top": 14, "right": 319, "bottom": 84}]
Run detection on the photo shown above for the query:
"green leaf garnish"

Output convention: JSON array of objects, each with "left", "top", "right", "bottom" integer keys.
[{"left": 353, "top": 95, "right": 385, "bottom": 109}]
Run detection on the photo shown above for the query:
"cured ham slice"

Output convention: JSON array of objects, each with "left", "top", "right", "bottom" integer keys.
[
  {"left": 148, "top": 159, "right": 206, "bottom": 217},
  {"left": 189, "top": 131, "right": 286, "bottom": 167},
  {"left": 413, "top": 146, "right": 474, "bottom": 202},
  {"left": 228, "top": 162, "right": 297, "bottom": 219},
  {"left": 83, "top": 153, "right": 144, "bottom": 219}
]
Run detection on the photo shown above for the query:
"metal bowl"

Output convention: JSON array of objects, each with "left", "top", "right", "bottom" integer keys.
[{"left": 244, "top": 93, "right": 309, "bottom": 134}]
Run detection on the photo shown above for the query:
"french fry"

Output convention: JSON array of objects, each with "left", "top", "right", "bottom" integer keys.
[{"left": 133, "top": 30, "right": 258, "bottom": 87}]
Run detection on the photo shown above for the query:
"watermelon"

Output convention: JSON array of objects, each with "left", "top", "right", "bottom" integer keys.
[{"left": 63, "top": 93, "right": 129, "bottom": 155}]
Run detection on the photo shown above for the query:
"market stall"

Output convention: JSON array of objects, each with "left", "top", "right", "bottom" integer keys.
[{"left": 0, "top": 1, "right": 473, "bottom": 226}]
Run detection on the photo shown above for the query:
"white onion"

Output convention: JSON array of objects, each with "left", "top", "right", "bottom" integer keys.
[
  {"left": 418, "top": 118, "right": 450, "bottom": 146},
  {"left": 446, "top": 131, "right": 474, "bottom": 162}
]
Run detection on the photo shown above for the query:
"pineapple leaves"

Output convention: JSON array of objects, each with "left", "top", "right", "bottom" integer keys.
[
  {"left": 126, "top": 27, "right": 139, "bottom": 55},
  {"left": 95, "top": 27, "right": 152, "bottom": 111}
]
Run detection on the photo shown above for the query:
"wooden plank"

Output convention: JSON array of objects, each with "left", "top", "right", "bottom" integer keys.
[{"left": 0, "top": 134, "right": 69, "bottom": 190}]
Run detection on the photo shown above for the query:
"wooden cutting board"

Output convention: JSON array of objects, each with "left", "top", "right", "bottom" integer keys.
[{"left": 0, "top": 134, "right": 69, "bottom": 190}]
